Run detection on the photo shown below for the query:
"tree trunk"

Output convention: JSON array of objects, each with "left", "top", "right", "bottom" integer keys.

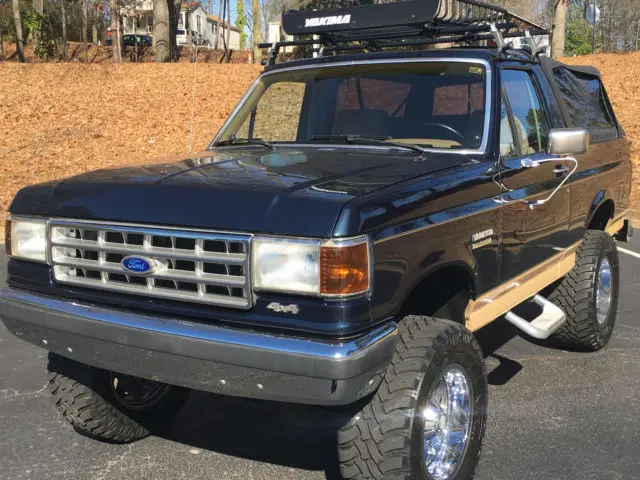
[
  {"left": 31, "top": 0, "right": 44, "bottom": 50},
  {"left": 215, "top": 0, "right": 222, "bottom": 49},
  {"left": 252, "top": 0, "right": 261, "bottom": 63},
  {"left": 551, "top": 0, "right": 569, "bottom": 58},
  {"left": 170, "top": 0, "right": 182, "bottom": 60},
  {"left": 82, "top": 0, "right": 88, "bottom": 61},
  {"left": 221, "top": 0, "right": 227, "bottom": 52},
  {"left": 61, "top": 0, "right": 68, "bottom": 61},
  {"left": 237, "top": 0, "right": 243, "bottom": 49},
  {"left": 12, "top": 0, "right": 25, "bottom": 62},
  {"left": 0, "top": 24, "right": 5, "bottom": 61},
  {"left": 154, "top": 0, "right": 171, "bottom": 61},
  {"left": 109, "top": 0, "right": 121, "bottom": 62},
  {"left": 225, "top": 0, "right": 230, "bottom": 50}
]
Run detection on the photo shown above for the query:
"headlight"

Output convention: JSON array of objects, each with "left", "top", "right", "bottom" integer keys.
[
  {"left": 6, "top": 217, "right": 48, "bottom": 263},
  {"left": 252, "top": 237, "right": 320, "bottom": 295},
  {"left": 252, "top": 235, "right": 370, "bottom": 298}
]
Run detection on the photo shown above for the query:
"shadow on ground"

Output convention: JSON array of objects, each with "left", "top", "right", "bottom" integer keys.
[{"left": 162, "top": 392, "right": 349, "bottom": 479}]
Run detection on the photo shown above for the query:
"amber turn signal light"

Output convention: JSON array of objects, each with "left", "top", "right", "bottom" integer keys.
[
  {"left": 4, "top": 218, "right": 11, "bottom": 257},
  {"left": 320, "top": 238, "right": 370, "bottom": 297}
]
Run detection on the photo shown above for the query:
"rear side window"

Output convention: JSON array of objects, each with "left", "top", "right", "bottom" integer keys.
[{"left": 552, "top": 68, "right": 616, "bottom": 132}]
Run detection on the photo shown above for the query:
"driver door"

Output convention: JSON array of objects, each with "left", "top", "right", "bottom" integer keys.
[{"left": 498, "top": 68, "right": 572, "bottom": 282}]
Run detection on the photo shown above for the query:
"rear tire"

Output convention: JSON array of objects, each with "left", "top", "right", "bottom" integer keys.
[
  {"left": 47, "top": 353, "right": 189, "bottom": 443},
  {"left": 549, "top": 230, "right": 619, "bottom": 351},
  {"left": 337, "top": 316, "right": 488, "bottom": 480}
]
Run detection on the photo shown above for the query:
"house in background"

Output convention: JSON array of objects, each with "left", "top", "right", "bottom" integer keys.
[
  {"left": 120, "top": 0, "right": 241, "bottom": 49},
  {"left": 121, "top": 0, "right": 154, "bottom": 36},
  {"left": 178, "top": 2, "right": 209, "bottom": 45},
  {"left": 207, "top": 15, "right": 241, "bottom": 50}
]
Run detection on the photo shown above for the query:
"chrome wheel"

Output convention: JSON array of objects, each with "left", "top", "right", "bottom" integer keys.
[
  {"left": 596, "top": 257, "right": 612, "bottom": 325},
  {"left": 423, "top": 365, "right": 472, "bottom": 480},
  {"left": 110, "top": 373, "right": 171, "bottom": 411}
]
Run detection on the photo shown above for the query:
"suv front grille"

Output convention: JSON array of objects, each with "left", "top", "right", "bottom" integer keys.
[{"left": 50, "top": 220, "right": 253, "bottom": 309}]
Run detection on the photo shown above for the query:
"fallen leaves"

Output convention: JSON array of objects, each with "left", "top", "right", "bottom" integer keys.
[
  {"left": 563, "top": 52, "right": 640, "bottom": 209},
  {"left": 0, "top": 62, "right": 261, "bottom": 220}
]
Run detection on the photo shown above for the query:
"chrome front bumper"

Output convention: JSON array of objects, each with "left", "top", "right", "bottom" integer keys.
[{"left": 0, "top": 288, "right": 398, "bottom": 405}]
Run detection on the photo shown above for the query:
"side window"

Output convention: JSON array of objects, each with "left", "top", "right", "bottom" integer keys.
[
  {"left": 236, "top": 82, "right": 306, "bottom": 142},
  {"left": 502, "top": 70, "right": 549, "bottom": 155},
  {"left": 552, "top": 67, "right": 615, "bottom": 129},
  {"left": 500, "top": 95, "right": 517, "bottom": 158}
]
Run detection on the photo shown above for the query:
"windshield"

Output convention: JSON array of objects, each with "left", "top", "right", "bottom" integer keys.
[{"left": 217, "top": 61, "right": 487, "bottom": 151}]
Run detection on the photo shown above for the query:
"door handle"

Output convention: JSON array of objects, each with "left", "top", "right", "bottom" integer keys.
[
  {"left": 518, "top": 157, "right": 578, "bottom": 209},
  {"left": 553, "top": 165, "right": 570, "bottom": 176}
]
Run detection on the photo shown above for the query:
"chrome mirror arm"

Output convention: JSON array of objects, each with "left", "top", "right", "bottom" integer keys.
[{"left": 519, "top": 156, "right": 578, "bottom": 209}]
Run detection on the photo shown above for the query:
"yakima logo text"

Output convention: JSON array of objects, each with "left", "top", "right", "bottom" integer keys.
[{"left": 304, "top": 15, "right": 351, "bottom": 28}]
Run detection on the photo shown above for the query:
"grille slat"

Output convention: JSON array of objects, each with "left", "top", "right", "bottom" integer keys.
[
  {"left": 50, "top": 221, "right": 252, "bottom": 309},
  {"left": 51, "top": 237, "right": 246, "bottom": 264},
  {"left": 52, "top": 257, "right": 247, "bottom": 287}
]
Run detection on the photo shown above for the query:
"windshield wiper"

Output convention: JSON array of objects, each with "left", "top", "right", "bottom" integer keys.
[
  {"left": 310, "top": 135, "right": 425, "bottom": 154},
  {"left": 216, "top": 137, "right": 274, "bottom": 149}
]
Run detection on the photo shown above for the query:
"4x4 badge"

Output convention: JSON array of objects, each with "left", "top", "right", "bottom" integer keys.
[{"left": 266, "top": 302, "right": 300, "bottom": 315}]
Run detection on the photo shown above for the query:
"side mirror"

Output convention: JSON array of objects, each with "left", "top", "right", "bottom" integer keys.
[{"left": 547, "top": 128, "right": 590, "bottom": 156}]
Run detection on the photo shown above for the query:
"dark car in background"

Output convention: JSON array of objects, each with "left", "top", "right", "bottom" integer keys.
[{"left": 122, "top": 34, "right": 153, "bottom": 47}]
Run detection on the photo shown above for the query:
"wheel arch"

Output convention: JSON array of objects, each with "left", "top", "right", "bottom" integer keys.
[
  {"left": 399, "top": 261, "right": 477, "bottom": 325},
  {"left": 587, "top": 192, "right": 615, "bottom": 231}
]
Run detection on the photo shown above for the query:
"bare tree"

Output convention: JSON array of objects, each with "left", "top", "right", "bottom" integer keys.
[
  {"left": 551, "top": 0, "right": 569, "bottom": 58},
  {"left": 61, "top": 0, "right": 68, "bottom": 60},
  {"left": 109, "top": 0, "right": 121, "bottom": 62},
  {"left": 170, "top": 0, "right": 181, "bottom": 60},
  {"left": 153, "top": 0, "right": 181, "bottom": 61},
  {"left": 252, "top": 0, "right": 261, "bottom": 63},
  {"left": 31, "top": 0, "right": 44, "bottom": 50},
  {"left": 154, "top": 0, "right": 171, "bottom": 61},
  {"left": 12, "top": 0, "right": 25, "bottom": 62},
  {"left": 82, "top": 0, "right": 88, "bottom": 61},
  {"left": 216, "top": 0, "right": 222, "bottom": 48},
  {"left": 225, "top": 0, "right": 230, "bottom": 49}
]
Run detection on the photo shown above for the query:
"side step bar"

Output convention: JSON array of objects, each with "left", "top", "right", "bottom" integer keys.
[{"left": 505, "top": 295, "right": 566, "bottom": 340}]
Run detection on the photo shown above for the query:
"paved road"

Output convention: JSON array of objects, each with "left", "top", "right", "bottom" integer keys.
[{"left": 1, "top": 237, "right": 640, "bottom": 480}]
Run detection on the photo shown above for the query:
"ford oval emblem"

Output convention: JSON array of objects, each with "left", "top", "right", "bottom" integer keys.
[{"left": 121, "top": 256, "right": 155, "bottom": 274}]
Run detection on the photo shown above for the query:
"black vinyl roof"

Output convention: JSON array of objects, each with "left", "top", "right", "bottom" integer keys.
[{"left": 540, "top": 56, "right": 601, "bottom": 78}]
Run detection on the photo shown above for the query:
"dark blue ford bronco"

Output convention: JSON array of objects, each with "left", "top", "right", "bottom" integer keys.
[{"left": 0, "top": 1, "right": 633, "bottom": 479}]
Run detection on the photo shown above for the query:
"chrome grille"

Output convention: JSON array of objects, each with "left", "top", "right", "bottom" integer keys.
[{"left": 50, "top": 220, "right": 253, "bottom": 309}]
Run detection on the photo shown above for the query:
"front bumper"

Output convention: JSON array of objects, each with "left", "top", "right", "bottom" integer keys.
[{"left": 0, "top": 288, "right": 398, "bottom": 405}]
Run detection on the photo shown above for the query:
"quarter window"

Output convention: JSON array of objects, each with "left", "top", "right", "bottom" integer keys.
[{"left": 502, "top": 70, "right": 549, "bottom": 155}]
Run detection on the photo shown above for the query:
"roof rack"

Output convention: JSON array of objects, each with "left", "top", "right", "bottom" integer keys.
[{"left": 258, "top": 0, "right": 549, "bottom": 66}]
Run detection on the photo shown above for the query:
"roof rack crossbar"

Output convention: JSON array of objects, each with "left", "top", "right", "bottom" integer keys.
[{"left": 263, "top": 0, "right": 549, "bottom": 66}]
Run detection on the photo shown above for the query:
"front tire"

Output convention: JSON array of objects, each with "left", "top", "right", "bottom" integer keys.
[
  {"left": 47, "top": 353, "right": 189, "bottom": 443},
  {"left": 338, "top": 316, "right": 488, "bottom": 480},
  {"left": 549, "top": 230, "right": 620, "bottom": 351}
]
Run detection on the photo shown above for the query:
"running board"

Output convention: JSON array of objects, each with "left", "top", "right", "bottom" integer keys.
[{"left": 504, "top": 295, "right": 566, "bottom": 340}]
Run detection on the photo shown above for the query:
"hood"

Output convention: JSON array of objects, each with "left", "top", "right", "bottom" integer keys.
[{"left": 10, "top": 146, "right": 471, "bottom": 237}]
